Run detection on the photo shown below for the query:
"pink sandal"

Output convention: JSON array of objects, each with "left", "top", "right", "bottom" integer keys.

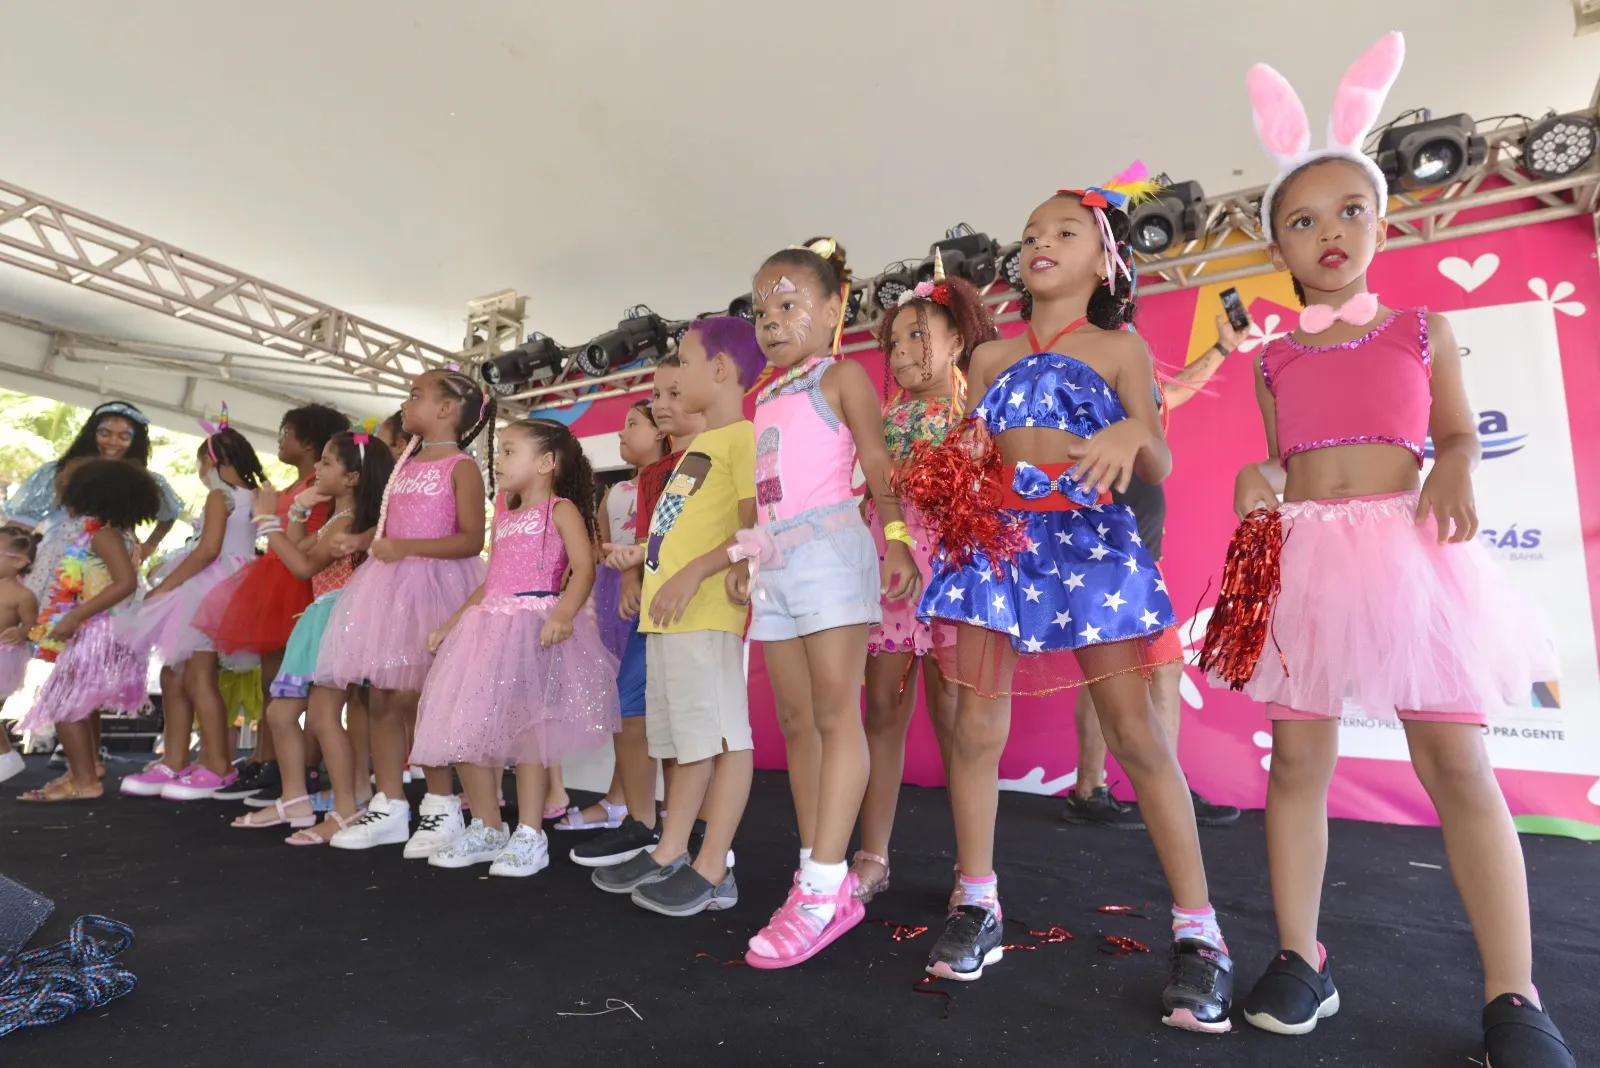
[
  {"left": 231, "top": 796, "right": 315, "bottom": 830},
  {"left": 286, "top": 808, "right": 360, "bottom": 846},
  {"left": 554, "top": 798, "right": 626, "bottom": 830},
  {"left": 745, "top": 873, "right": 865, "bottom": 970},
  {"left": 850, "top": 851, "right": 890, "bottom": 902}
]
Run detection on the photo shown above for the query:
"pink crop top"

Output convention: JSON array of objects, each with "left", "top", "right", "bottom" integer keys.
[
  {"left": 1262, "top": 307, "right": 1433, "bottom": 467},
  {"left": 383, "top": 454, "right": 472, "bottom": 538},
  {"left": 484, "top": 496, "right": 568, "bottom": 597},
  {"left": 754, "top": 356, "right": 857, "bottom": 524}
]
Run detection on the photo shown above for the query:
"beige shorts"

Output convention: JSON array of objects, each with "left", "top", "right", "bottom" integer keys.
[{"left": 644, "top": 630, "right": 752, "bottom": 764}]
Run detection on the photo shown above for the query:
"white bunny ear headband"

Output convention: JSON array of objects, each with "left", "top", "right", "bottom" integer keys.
[{"left": 1249, "top": 31, "right": 1406, "bottom": 242}]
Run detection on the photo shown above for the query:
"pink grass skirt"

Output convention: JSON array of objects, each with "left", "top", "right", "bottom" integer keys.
[
  {"left": 0, "top": 642, "right": 31, "bottom": 700},
  {"left": 411, "top": 594, "right": 620, "bottom": 767},
  {"left": 1226, "top": 491, "right": 1558, "bottom": 721},
  {"left": 866, "top": 500, "right": 947, "bottom": 657},
  {"left": 20, "top": 615, "right": 149, "bottom": 728},
  {"left": 314, "top": 554, "right": 484, "bottom": 693},
  {"left": 114, "top": 549, "right": 253, "bottom": 665}
]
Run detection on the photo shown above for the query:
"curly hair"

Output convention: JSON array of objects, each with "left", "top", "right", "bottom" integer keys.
[
  {"left": 60, "top": 459, "right": 163, "bottom": 530},
  {"left": 280, "top": 403, "right": 350, "bottom": 458},
  {"left": 327, "top": 430, "right": 397, "bottom": 534},
  {"left": 199, "top": 427, "right": 267, "bottom": 489},
  {"left": 1018, "top": 195, "right": 1139, "bottom": 332},
  {"left": 875, "top": 276, "right": 997, "bottom": 397},
  {"left": 61, "top": 402, "right": 152, "bottom": 468},
  {"left": 503, "top": 419, "right": 600, "bottom": 544}
]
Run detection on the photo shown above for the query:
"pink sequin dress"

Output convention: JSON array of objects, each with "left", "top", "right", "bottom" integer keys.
[
  {"left": 314, "top": 454, "right": 485, "bottom": 693},
  {"left": 411, "top": 496, "right": 619, "bottom": 768}
]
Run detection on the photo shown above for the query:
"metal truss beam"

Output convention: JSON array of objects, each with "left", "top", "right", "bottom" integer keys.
[{"left": 0, "top": 180, "right": 456, "bottom": 397}]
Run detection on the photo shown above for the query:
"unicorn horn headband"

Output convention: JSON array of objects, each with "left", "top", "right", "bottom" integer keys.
[
  {"left": 1249, "top": 31, "right": 1405, "bottom": 242},
  {"left": 1057, "top": 161, "right": 1165, "bottom": 287},
  {"left": 197, "top": 402, "right": 229, "bottom": 463}
]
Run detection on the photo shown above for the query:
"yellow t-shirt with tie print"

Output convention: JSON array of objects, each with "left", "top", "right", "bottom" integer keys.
[{"left": 640, "top": 421, "right": 756, "bottom": 637}]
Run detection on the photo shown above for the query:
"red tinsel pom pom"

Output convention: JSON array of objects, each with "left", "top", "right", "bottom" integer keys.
[
  {"left": 1198, "top": 508, "right": 1284, "bottom": 690},
  {"left": 895, "top": 418, "right": 1028, "bottom": 571}
]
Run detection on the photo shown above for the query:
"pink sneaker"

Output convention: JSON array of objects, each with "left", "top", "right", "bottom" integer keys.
[
  {"left": 745, "top": 873, "right": 865, "bottom": 970},
  {"left": 120, "top": 763, "right": 188, "bottom": 797},
  {"left": 160, "top": 766, "right": 237, "bottom": 801}
]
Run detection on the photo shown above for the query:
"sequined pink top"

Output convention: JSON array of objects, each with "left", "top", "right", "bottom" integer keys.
[
  {"left": 1262, "top": 307, "right": 1432, "bottom": 467},
  {"left": 385, "top": 454, "right": 472, "bottom": 538},
  {"left": 754, "top": 358, "right": 857, "bottom": 524},
  {"left": 485, "top": 496, "right": 567, "bottom": 598}
]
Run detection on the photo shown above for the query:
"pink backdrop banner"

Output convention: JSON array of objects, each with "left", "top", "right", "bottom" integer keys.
[{"left": 570, "top": 214, "right": 1600, "bottom": 837}]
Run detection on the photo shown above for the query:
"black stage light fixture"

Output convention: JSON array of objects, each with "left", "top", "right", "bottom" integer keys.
[
  {"left": 871, "top": 264, "right": 918, "bottom": 313},
  {"left": 998, "top": 243, "right": 1024, "bottom": 290},
  {"left": 579, "top": 308, "right": 669, "bottom": 378},
  {"left": 918, "top": 225, "right": 999, "bottom": 286},
  {"left": 1522, "top": 112, "right": 1598, "bottom": 179},
  {"left": 844, "top": 284, "right": 865, "bottom": 326},
  {"left": 1376, "top": 113, "right": 1487, "bottom": 191},
  {"left": 1128, "top": 177, "right": 1206, "bottom": 255},
  {"left": 728, "top": 294, "right": 754, "bottom": 321},
  {"left": 479, "top": 334, "right": 564, "bottom": 395}
]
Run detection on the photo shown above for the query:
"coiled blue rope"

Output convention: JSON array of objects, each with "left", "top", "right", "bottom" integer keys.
[{"left": 0, "top": 916, "right": 136, "bottom": 1038}]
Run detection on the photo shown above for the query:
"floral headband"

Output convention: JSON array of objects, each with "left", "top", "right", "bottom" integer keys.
[
  {"left": 93, "top": 401, "right": 149, "bottom": 426},
  {"left": 894, "top": 249, "right": 952, "bottom": 309},
  {"left": 1056, "top": 160, "right": 1164, "bottom": 287}
]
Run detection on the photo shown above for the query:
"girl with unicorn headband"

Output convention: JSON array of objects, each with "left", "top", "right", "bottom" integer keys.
[
  {"left": 902, "top": 165, "right": 1233, "bottom": 1032},
  {"left": 1201, "top": 33, "right": 1570, "bottom": 1065}
]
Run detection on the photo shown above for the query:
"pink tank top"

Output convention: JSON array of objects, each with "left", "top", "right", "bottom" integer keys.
[
  {"left": 754, "top": 357, "right": 857, "bottom": 524},
  {"left": 1262, "top": 307, "right": 1432, "bottom": 467},
  {"left": 384, "top": 454, "right": 472, "bottom": 539},
  {"left": 484, "top": 496, "right": 568, "bottom": 597}
]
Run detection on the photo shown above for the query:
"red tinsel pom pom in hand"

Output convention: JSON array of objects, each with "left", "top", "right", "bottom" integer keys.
[
  {"left": 1198, "top": 508, "right": 1284, "bottom": 690},
  {"left": 895, "top": 417, "right": 1029, "bottom": 572}
]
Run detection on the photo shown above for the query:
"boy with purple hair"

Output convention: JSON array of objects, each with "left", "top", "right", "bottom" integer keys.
[{"left": 595, "top": 317, "right": 763, "bottom": 916}]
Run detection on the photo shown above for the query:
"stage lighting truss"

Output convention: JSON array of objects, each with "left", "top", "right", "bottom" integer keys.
[{"left": 1522, "top": 112, "right": 1598, "bottom": 179}]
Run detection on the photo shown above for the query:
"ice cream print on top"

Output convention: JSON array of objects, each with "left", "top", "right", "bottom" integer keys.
[
  {"left": 645, "top": 451, "right": 712, "bottom": 573},
  {"left": 755, "top": 425, "right": 783, "bottom": 514}
]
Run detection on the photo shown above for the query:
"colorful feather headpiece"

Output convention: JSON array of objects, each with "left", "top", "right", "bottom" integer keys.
[{"left": 1056, "top": 161, "right": 1165, "bottom": 287}]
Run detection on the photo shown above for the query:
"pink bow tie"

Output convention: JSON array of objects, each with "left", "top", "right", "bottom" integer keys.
[{"left": 1299, "top": 292, "right": 1380, "bottom": 335}]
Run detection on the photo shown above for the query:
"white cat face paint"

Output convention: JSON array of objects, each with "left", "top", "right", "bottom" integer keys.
[{"left": 751, "top": 266, "right": 830, "bottom": 368}]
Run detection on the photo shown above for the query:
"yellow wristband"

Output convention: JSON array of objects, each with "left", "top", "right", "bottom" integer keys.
[{"left": 883, "top": 520, "right": 914, "bottom": 548}]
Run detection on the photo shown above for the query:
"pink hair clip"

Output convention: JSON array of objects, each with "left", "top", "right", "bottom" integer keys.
[{"left": 351, "top": 431, "right": 369, "bottom": 462}]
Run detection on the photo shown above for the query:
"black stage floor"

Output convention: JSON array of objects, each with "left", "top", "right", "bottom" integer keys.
[{"left": 2, "top": 758, "right": 1594, "bottom": 1067}]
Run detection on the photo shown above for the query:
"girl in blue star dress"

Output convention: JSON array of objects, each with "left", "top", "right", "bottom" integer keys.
[{"left": 904, "top": 164, "right": 1233, "bottom": 1034}]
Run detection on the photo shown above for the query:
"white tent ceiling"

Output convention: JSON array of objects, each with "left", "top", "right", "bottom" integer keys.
[{"left": 0, "top": 0, "right": 1597, "bottom": 446}]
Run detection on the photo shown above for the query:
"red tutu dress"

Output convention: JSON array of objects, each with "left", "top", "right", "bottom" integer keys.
[{"left": 192, "top": 477, "right": 330, "bottom": 655}]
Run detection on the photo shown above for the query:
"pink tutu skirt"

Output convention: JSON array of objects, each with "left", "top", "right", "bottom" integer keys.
[
  {"left": 1228, "top": 491, "right": 1558, "bottom": 721},
  {"left": 867, "top": 500, "right": 946, "bottom": 657},
  {"left": 411, "top": 593, "right": 620, "bottom": 767},
  {"left": 314, "top": 555, "right": 484, "bottom": 693},
  {"left": 0, "top": 642, "right": 31, "bottom": 700},
  {"left": 21, "top": 615, "right": 149, "bottom": 729},
  {"left": 115, "top": 550, "right": 253, "bottom": 665}
]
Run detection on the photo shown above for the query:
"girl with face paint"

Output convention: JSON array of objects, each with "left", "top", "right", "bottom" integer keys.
[{"left": 729, "top": 239, "right": 921, "bottom": 969}]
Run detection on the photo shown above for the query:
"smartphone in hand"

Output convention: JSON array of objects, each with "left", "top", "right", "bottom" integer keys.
[{"left": 1220, "top": 287, "right": 1250, "bottom": 332}]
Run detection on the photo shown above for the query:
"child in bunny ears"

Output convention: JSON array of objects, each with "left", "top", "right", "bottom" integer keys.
[{"left": 1205, "top": 32, "right": 1570, "bottom": 1066}]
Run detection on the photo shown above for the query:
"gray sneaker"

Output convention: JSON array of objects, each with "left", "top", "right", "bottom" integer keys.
[
  {"left": 592, "top": 849, "right": 686, "bottom": 894},
  {"left": 631, "top": 863, "right": 738, "bottom": 917}
]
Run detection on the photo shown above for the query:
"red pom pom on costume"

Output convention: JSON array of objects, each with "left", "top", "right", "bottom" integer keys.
[
  {"left": 895, "top": 418, "right": 1029, "bottom": 572},
  {"left": 1198, "top": 509, "right": 1284, "bottom": 689}
]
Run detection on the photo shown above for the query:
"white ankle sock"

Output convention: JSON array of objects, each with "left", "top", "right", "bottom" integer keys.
[
  {"left": 798, "top": 859, "right": 847, "bottom": 927},
  {"left": 799, "top": 847, "right": 812, "bottom": 869}
]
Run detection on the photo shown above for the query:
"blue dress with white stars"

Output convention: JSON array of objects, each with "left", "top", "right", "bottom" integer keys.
[{"left": 917, "top": 348, "right": 1177, "bottom": 697}]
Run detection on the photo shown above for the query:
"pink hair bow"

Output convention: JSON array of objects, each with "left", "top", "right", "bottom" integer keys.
[
  {"left": 727, "top": 527, "right": 781, "bottom": 599},
  {"left": 352, "top": 431, "right": 370, "bottom": 462}
]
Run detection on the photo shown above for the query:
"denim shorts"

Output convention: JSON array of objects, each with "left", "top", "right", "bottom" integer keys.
[
  {"left": 617, "top": 623, "right": 646, "bottom": 718},
  {"left": 747, "top": 521, "right": 881, "bottom": 642}
]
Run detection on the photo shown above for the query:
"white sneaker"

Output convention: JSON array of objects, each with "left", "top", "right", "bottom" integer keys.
[
  {"left": 403, "top": 793, "right": 464, "bottom": 859},
  {"left": 329, "top": 792, "right": 412, "bottom": 850},
  {"left": 489, "top": 824, "right": 550, "bottom": 878},
  {"left": 430, "top": 818, "right": 510, "bottom": 869},
  {"left": 0, "top": 749, "right": 23, "bottom": 785}
]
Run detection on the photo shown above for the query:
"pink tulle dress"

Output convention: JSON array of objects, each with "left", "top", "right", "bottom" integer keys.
[
  {"left": 314, "top": 453, "right": 484, "bottom": 694},
  {"left": 1221, "top": 308, "right": 1559, "bottom": 722},
  {"left": 411, "top": 496, "right": 619, "bottom": 768},
  {"left": 114, "top": 485, "right": 257, "bottom": 665}
]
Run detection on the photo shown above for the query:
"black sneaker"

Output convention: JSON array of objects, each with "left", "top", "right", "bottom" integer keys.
[
  {"left": 215, "top": 760, "right": 279, "bottom": 800},
  {"left": 1191, "top": 790, "right": 1242, "bottom": 826},
  {"left": 925, "top": 905, "right": 1004, "bottom": 982},
  {"left": 1483, "top": 993, "right": 1575, "bottom": 1068},
  {"left": 1161, "top": 938, "right": 1234, "bottom": 1034},
  {"left": 570, "top": 817, "right": 660, "bottom": 868},
  {"left": 1061, "top": 786, "right": 1146, "bottom": 829},
  {"left": 1243, "top": 949, "right": 1338, "bottom": 1034}
]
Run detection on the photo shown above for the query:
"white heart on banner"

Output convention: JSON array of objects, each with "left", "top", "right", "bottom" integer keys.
[{"left": 1437, "top": 254, "right": 1500, "bottom": 292}]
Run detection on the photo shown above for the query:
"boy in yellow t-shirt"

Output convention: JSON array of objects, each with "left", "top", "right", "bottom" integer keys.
[{"left": 596, "top": 317, "right": 763, "bottom": 917}]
